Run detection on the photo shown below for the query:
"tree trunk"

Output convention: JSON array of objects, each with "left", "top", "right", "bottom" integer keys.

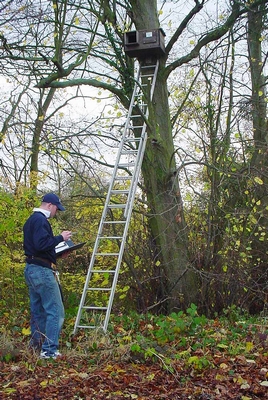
[
  {"left": 248, "top": 6, "right": 268, "bottom": 166},
  {"left": 30, "top": 88, "right": 56, "bottom": 189},
  {"left": 144, "top": 73, "right": 198, "bottom": 310},
  {"left": 247, "top": 5, "right": 268, "bottom": 313},
  {"left": 130, "top": 0, "right": 198, "bottom": 311}
]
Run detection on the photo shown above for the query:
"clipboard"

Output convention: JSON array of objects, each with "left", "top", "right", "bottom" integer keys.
[{"left": 55, "top": 239, "right": 86, "bottom": 257}]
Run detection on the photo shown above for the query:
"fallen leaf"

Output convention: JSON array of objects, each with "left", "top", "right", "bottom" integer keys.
[{"left": 21, "top": 327, "right": 31, "bottom": 336}]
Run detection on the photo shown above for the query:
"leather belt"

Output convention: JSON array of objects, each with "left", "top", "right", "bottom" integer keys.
[{"left": 26, "top": 256, "right": 57, "bottom": 270}]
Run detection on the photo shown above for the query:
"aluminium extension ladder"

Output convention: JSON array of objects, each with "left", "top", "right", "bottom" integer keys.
[{"left": 73, "top": 58, "right": 159, "bottom": 334}]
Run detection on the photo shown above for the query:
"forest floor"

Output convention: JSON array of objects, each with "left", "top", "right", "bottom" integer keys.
[{"left": 0, "top": 309, "right": 267, "bottom": 399}]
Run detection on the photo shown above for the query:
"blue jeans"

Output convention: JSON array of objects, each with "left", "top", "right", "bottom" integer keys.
[{"left": 24, "top": 263, "right": 65, "bottom": 355}]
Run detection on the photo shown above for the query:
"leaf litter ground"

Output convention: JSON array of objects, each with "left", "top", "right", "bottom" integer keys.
[{"left": 0, "top": 313, "right": 267, "bottom": 399}]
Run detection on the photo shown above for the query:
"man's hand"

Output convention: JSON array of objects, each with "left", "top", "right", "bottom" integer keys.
[{"left": 61, "top": 230, "right": 72, "bottom": 241}]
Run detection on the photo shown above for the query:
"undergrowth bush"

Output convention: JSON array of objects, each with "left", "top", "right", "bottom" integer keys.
[{"left": 0, "top": 299, "right": 267, "bottom": 375}]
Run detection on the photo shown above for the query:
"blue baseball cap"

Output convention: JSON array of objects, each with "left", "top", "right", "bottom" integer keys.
[{"left": 42, "top": 193, "right": 65, "bottom": 211}]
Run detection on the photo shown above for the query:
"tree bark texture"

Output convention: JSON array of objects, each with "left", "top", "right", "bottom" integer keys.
[{"left": 129, "top": 0, "right": 199, "bottom": 310}]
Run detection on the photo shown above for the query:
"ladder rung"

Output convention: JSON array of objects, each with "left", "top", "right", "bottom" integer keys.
[
  {"left": 87, "top": 288, "right": 112, "bottom": 292},
  {"left": 123, "top": 137, "right": 141, "bottom": 141},
  {"left": 95, "top": 252, "right": 119, "bottom": 256},
  {"left": 103, "top": 221, "right": 126, "bottom": 224},
  {"left": 140, "top": 74, "right": 154, "bottom": 78},
  {"left": 91, "top": 270, "right": 115, "bottom": 274},
  {"left": 121, "top": 150, "right": 138, "bottom": 155},
  {"left": 83, "top": 306, "right": 108, "bottom": 310},
  {"left": 118, "top": 164, "right": 135, "bottom": 168},
  {"left": 114, "top": 176, "right": 132, "bottom": 180},
  {"left": 111, "top": 189, "right": 129, "bottom": 194},
  {"left": 133, "top": 103, "right": 147, "bottom": 107},
  {"left": 126, "top": 125, "right": 144, "bottom": 129},
  {"left": 108, "top": 204, "right": 126, "bottom": 209},
  {"left": 77, "top": 325, "right": 100, "bottom": 329},
  {"left": 141, "top": 64, "right": 157, "bottom": 68},
  {"left": 98, "top": 235, "right": 123, "bottom": 239}
]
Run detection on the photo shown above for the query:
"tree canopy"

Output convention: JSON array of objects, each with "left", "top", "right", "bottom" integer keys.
[{"left": 0, "top": 0, "right": 268, "bottom": 315}]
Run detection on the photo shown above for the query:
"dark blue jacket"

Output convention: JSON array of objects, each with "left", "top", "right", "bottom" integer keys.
[{"left": 23, "top": 211, "right": 63, "bottom": 265}]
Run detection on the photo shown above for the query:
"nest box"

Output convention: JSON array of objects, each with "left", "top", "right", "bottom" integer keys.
[{"left": 124, "top": 29, "right": 165, "bottom": 59}]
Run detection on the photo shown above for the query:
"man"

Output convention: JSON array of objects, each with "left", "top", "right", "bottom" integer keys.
[{"left": 23, "top": 193, "right": 72, "bottom": 359}]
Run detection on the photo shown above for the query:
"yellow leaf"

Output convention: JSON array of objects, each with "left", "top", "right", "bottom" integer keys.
[
  {"left": 187, "top": 356, "right": 199, "bottom": 364},
  {"left": 122, "top": 335, "right": 132, "bottom": 342},
  {"left": 246, "top": 341, "right": 254, "bottom": 352},
  {"left": 22, "top": 327, "right": 31, "bottom": 336},
  {"left": 215, "top": 373, "right": 225, "bottom": 381},
  {"left": 254, "top": 176, "right": 263, "bottom": 185},
  {"left": 3, "top": 388, "right": 17, "bottom": 394},
  {"left": 237, "top": 375, "right": 247, "bottom": 385},
  {"left": 40, "top": 379, "right": 54, "bottom": 387}
]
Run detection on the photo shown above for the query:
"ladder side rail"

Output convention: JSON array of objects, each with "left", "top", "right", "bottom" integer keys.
[
  {"left": 73, "top": 250, "right": 99, "bottom": 333},
  {"left": 73, "top": 151, "right": 133, "bottom": 333},
  {"left": 97, "top": 61, "right": 142, "bottom": 217},
  {"left": 102, "top": 62, "right": 147, "bottom": 220},
  {"left": 73, "top": 62, "right": 143, "bottom": 334},
  {"left": 74, "top": 60, "right": 160, "bottom": 334},
  {"left": 122, "top": 62, "right": 142, "bottom": 138},
  {"left": 102, "top": 238, "right": 128, "bottom": 331},
  {"left": 87, "top": 61, "right": 142, "bottom": 237},
  {"left": 97, "top": 61, "right": 142, "bottom": 208},
  {"left": 73, "top": 151, "right": 130, "bottom": 333},
  {"left": 103, "top": 62, "right": 161, "bottom": 329},
  {"left": 102, "top": 131, "right": 148, "bottom": 331},
  {"left": 149, "top": 59, "right": 159, "bottom": 101},
  {"left": 123, "top": 128, "right": 147, "bottom": 218},
  {"left": 123, "top": 61, "right": 159, "bottom": 217},
  {"left": 102, "top": 194, "right": 139, "bottom": 331}
]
